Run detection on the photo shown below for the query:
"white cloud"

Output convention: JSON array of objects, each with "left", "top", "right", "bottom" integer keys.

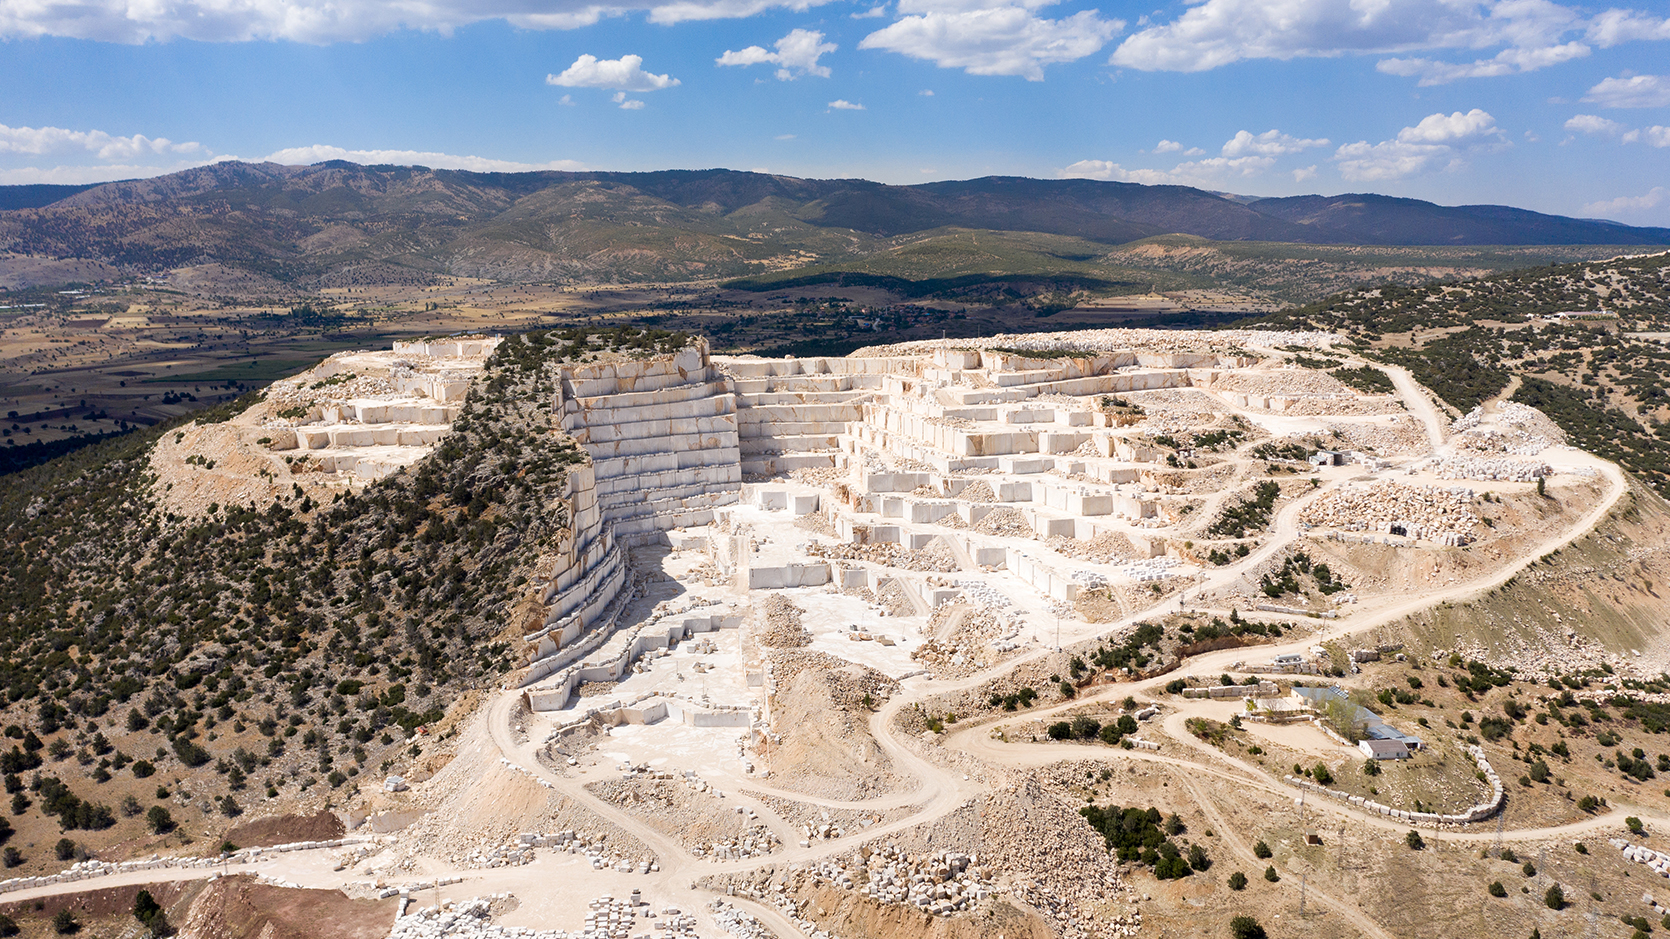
[
  {"left": 919, "top": 88, "right": 935, "bottom": 95},
  {"left": 1332, "top": 109, "right": 1505, "bottom": 181},
  {"left": 775, "top": 133, "right": 796, "bottom": 139},
  {"left": 1293, "top": 165, "right": 1317, "bottom": 182},
  {"left": 1060, "top": 153, "right": 1275, "bottom": 187},
  {"left": 1059, "top": 160, "right": 1187, "bottom": 185},
  {"left": 0, "top": 161, "right": 213, "bottom": 186},
  {"left": 0, "top": 0, "right": 843, "bottom": 42},
  {"left": 859, "top": 6, "right": 1122, "bottom": 80},
  {"left": 1584, "top": 74, "right": 1670, "bottom": 109},
  {"left": 557, "top": 94, "right": 576, "bottom": 106},
  {"left": 1397, "top": 108, "right": 1503, "bottom": 144},
  {"left": 1108, "top": 0, "right": 1670, "bottom": 85},
  {"left": 1173, "top": 155, "right": 1276, "bottom": 177},
  {"left": 1648, "top": 126, "right": 1670, "bottom": 147},
  {"left": 1152, "top": 139, "right": 1182, "bottom": 153},
  {"left": 1377, "top": 41, "right": 1589, "bottom": 86},
  {"left": 1565, "top": 114, "right": 1626, "bottom": 135},
  {"left": 547, "top": 54, "right": 680, "bottom": 91},
  {"left": 1581, "top": 186, "right": 1668, "bottom": 223},
  {"left": 0, "top": 142, "right": 589, "bottom": 187},
  {"left": 1220, "top": 129, "right": 1328, "bottom": 157},
  {"left": 0, "top": 124, "right": 204, "bottom": 161},
  {"left": 718, "top": 28, "right": 837, "bottom": 79},
  {"left": 1183, "top": 147, "right": 1205, "bottom": 156},
  {"left": 609, "top": 91, "right": 647, "bottom": 109},
  {"left": 853, "top": 4, "right": 888, "bottom": 16},
  {"left": 1586, "top": 9, "right": 1670, "bottom": 46},
  {"left": 828, "top": 99, "right": 866, "bottom": 109},
  {"left": 259, "top": 145, "right": 586, "bottom": 172}
]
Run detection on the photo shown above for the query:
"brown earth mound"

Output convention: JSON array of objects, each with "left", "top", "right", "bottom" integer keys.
[
  {"left": 175, "top": 876, "right": 394, "bottom": 939},
  {"left": 225, "top": 810, "right": 345, "bottom": 848},
  {"left": 0, "top": 880, "right": 190, "bottom": 921}
]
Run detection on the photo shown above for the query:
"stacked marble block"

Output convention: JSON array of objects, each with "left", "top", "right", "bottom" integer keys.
[
  {"left": 719, "top": 355, "right": 912, "bottom": 477},
  {"left": 561, "top": 340, "right": 743, "bottom": 543},
  {"left": 266, "top": 341, "right": 495, "bottom": 480}
]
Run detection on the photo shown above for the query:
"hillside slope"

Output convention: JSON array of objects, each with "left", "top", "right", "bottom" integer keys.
[
  {"left": 0, "top": 329, "right": 622, "bottom": 867},
  {"left": 1247, "top": 251, "right": 1670, "bottom": 494}
]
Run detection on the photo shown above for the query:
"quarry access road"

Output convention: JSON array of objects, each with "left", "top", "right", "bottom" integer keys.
[
  {"left": 481, "top": 683, "right": 981, "bottom": 936},
  {"left": 1145, "top": 451, "right": 1628, "bottom": 694},
  {"left": 1383, "top": 363, "right": 1449, "bottom": 452}
]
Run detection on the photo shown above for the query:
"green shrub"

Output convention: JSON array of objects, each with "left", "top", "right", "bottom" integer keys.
[
  {"left": 1228, "top": 916, "right": 1266, "bottom": 939},
  {"left": 1252, "top": 840, "right": 1271, "bottom": 859},
  {"left": 1228, "top": 871, "right": 1247, "bottom": 891},
  {"left": 1545, "top": 884, "right": 1565, "bottom": 910},
  {"left": 1489, "top": 881, "right": 1507, "bottom": 897}
]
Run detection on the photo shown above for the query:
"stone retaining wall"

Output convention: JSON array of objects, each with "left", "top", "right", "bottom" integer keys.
[{"left": 1283, "top": 745, "right": 1504, "bottom": 825}]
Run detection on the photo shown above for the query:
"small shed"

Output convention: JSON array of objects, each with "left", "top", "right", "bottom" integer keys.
[
  {"left": 1309, "top": 450, "right": 1345, "bottom": 467},
  {"left": 1359, "top": 738, "right": 1411, "bottom": 760}
]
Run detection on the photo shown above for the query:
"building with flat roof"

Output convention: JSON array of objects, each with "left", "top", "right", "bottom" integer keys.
[{"left": 1359, "top": 738, "right": 1411, "bottom": 760}]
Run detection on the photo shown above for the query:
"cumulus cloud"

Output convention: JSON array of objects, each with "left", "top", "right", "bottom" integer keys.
[
  {"left": 1397, "top": 108, "right": 1503, "bottom": 144},
  {"left": 0, "top": 0, "right": 844, "bottom": 42},
  {"left": 1332, "top": 109, "right": 1506, "bottom": 181},
  {"left": 1584, "top": 74, "right": 1670, "bottom": 109},
  {"left": 852, "top": 4, "right": 887, "bottom": 16},
  {"left": 1582, "top": 186, "right": 1668, "bottom": 223},
  {"left": 1151, "top": 139, "right": 1183, "bottom": 153},
  {"left": 1565, "top": 114, "right": 1626, "bottom": 135},
  {"left": 718, "top": 28, "right": 837, "bottom": 79},
  {"left": 1108, "top": 0, "right": 1670, "bottom": 85},
  {"left": 0, "top": 124, "right": 204, "bottom": 161},
  {"left": 546, "top": 54, "right": 680, "bottom": 91},
  {"left": 1293, "top": 164, "right": 1318, "bottom": 182},
  {"left": 828, "top": 99, "right": 866, "bottom": 109},
  {"left": 859, "top": 4, "right": 1122, "bottom": 81},
  {"left": 260, "top": 145, "right": 586, "bottom": 171},
  {"left": 1220, "top": 129, "right": 1328, "bottom": 157},
  {"left": 1647, "top": 126, "right": 1670, "bottom": 147}
]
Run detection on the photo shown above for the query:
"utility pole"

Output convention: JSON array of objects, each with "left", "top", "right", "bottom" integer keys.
[{"left": 1299, "top": 873, "right": 1307, "bottom": 916}]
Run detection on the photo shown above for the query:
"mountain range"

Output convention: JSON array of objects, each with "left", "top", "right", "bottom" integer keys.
[{"left": 0, "top": 162, "right": 1665, "bottom": 287}]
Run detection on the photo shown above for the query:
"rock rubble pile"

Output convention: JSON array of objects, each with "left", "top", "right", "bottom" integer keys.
[
  {"left": 1453, "top": 402, "right": 1566, "bottom": 455},
  {"left": 755, "top": 595, "right": 810, "bottom": 648},
  {"left": 1429, "top": 455, "right": 1550, "bottom": 482},
  {"left": 1300, "top": 481, "right": 1479, "bottom": 545},
  {"left": 808, "top": 845, "right": 994, "bottom": 915}
]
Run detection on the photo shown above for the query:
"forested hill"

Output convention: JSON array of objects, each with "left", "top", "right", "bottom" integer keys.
[
  {"left": 1, "top": 162, "right": 1666, "bottom": 287},
  {"left": 1247, "top": 251, "right": 1670, "bottom": 494},
  {"left": 0, "top": 331, "right": 597, "bottom": 837}
]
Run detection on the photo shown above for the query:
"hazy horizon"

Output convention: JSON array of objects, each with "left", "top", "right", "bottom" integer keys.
[{"left": 2, "top": 0, "right": 1669, "bottom": 225}]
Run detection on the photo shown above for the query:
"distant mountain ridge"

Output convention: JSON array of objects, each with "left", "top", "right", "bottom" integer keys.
[{"left": 0, "top": 162, "right": 1664, "bottom": 285}]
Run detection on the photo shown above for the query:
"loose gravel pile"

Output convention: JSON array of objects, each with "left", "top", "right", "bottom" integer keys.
[
  {"left": 756, "top": 595, "right": 811, "bottom": 648},
  {"left": 973, "top": 507, "right": 1034, "bottom": 537}
]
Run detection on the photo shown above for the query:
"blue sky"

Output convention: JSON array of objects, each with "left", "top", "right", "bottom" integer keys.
[{"left": 2, "top": 0, "right": 1669, "bottom": 225}]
